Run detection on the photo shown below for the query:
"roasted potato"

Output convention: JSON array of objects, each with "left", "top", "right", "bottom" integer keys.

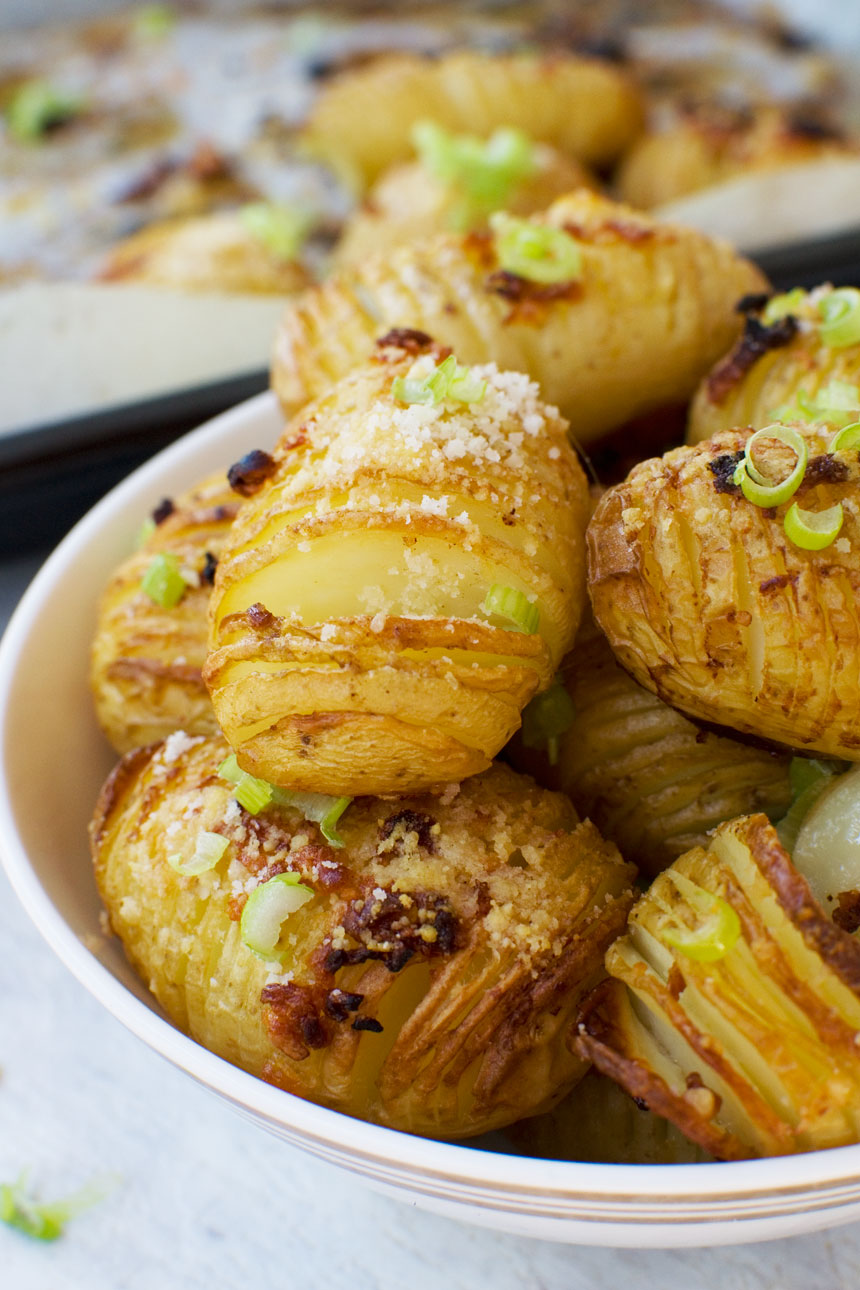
[
  {"left": 91, "top": 472, "right": 238, "bottom": 753},
  {"left": 272, "top": 190, "right": 767, "bottom": 442},
  {"left": 689, "top": 286, "right": 860, "bottom": 444},
  {"left": 300, "top": 51, "right": 644, "bottom": 190},
  {"left": 91, "top": 735, "right": 636, "bottom": 1138},
  {"left": 617, "top": 106, "right": 856, "bottom": 211},
  {"left": 207, "top": 339, "right": 588, "bottom": 796},
  {"left": 576, "top": 815, "right": 860, "bottom": 1159},
  {"left": 333, "top": 140, "right": 592, "bottom": 269},
  {"left": 588, "top": 422, "right": 860, "bottom": 760},
  {"left": 509, "top": 616, "right": 792, "bottom": 878},
  {"left": 792, "top": 763, "right": 860, "bottom": 929},
  {"left": 99, "top": 208, "right": 312, "bottom": 294}
]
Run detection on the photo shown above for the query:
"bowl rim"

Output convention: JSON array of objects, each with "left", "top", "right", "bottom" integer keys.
[{"left": 4, "top": 390, "right": 860, "bottom": 1225}]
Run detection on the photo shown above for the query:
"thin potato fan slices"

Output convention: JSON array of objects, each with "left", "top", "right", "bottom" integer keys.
[
  {"left": 91, "top": 736, "right": 635, "bottom": 1138},
  {"left": 206, "top": 341, "right": 588, "bottom": 795},
  {"left": 588, "top": 422, "right": 860, "bottom": 760},
  {"left": 272, "top": 190, "right": 767, "bottom": 444}
]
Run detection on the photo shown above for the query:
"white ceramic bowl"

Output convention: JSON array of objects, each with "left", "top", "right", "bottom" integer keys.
[{"left": 4, "top": 392, "right": 860, "bottom": 1249}]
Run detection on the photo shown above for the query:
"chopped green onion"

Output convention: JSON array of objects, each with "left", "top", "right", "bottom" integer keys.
[
  {"left": 481, "top": 584, "right": 540, "bottom": 634},
  {"left": 490, "top": 212, "right": 582, "bottom": 285},
  {"left": 135, "top": 517, "right": 156, "bottom": 550},
  {"left": 271, "top": 788, "right": 353, "bottom": 847},
  {"left": 0, "top": 1174, "right": 102, "bottom": 1242},
  {"left": 520, "top": 679, "right": 575, "bottom": 765},
  {"left": 776, "top": 758, "right": 843, "bottom": 852},
  {"left": 5, "top": 80, "right": 83, "bottom": 142},
  {"left": 783, "top": 500, "right": 844, "bottom": 551},
  {"left": 762, "top": 287, "right": 806, "bottom": 325},
  {"left": 240, "top": 872, "right": 314, "bottom": 962},
  {"left": 140, "top": 552, "right": 187, "bottom": 608},
  {"left": 217, "top": 753, "right": 274, "bottom": 815},
  {"left": 412, "top": 120, "right": 537, "bottom": 228},
  {"left": 392, "top": 354, "right": 486, "bottom": 406},
  {"left": 819, "top": 288, "right": 860, "bottom": 349},
  {"left": 239, "top": 203, "right": 310, "bottom": 261},
  {"left": 134, "top": 4, "right": 176, "bottom": 38},
  {"left": 732, "top": 424, "right": 808, "bottom": 507},
  {"left": 168, "top": 830, "right": 229, "bottom": 876},
  {"left": 661, "top": 874, "right": 741, "bottom": 963},
  {"left": 830, "top": 420, "right": 860, "bottom": 452},
  {"left": 772, "top": 380, "right": 860, "bottom": 427}
]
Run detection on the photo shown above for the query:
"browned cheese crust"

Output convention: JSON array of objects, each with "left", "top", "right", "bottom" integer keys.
[
  {"left": 576, "top": 815, "right": 860, "bottom": 1159},
  {"left": 588, "top": 423, "right": 860, "bottom": 759},
  {"left": 90, "top": 734, "right": 636, "bottom": 1139},
  {"left": 90, "top": 472, "right": 239, "bottom": 753},
  {"left": 271, "top": 190, "right": 767, "bottom": 444}
]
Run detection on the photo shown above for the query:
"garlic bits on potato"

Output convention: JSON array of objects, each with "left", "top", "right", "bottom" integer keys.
[
  {"left": 588, "top": 421, "right": 860, "bottom": 760},
  {"left": 206, "top": 338, "right": 588, "bottom": 796},
  {"left": 272, "top": 190, "right": 767, "bottom": 444},
  {"left": 91, "top": 472, "right": 239, "bottom": 753},
  {"left": 576, "top": 815, "right": 860, "bottom": 1159},
  {"left": 91, "top": 735, "right": 635, "bottom": 1139}
]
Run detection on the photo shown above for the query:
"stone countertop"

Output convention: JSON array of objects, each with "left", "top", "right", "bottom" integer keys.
[{"left": 3, "top": 551, "right": 860, "bottom": 1290}]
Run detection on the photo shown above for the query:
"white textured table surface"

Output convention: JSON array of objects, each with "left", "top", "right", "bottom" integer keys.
[{"left": 4, "top": 552, "right": 860, "bottom": 1290}]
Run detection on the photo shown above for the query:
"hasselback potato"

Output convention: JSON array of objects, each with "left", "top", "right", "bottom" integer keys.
[
  {"left": 688, "top": 286, "right": 860, "bottom": 444},
  {"left": 576, "top": 814, "right": 860, "bottom": 1158},
  {"left": 91, "top": 472, "right": 238, "bottom": 753},
  {"left": 300, "top": 51, "right": 644, "bottom": 190},
  {"left": 272, "top": 190, "right": 767, "bottom": 443},
  {"left": 509, "top": 616, "right": 792, "bottom": 878},
  {"left": 588, "top": 422, "right": 860, "bottom": 760},
  {"left": 91, "top": 735, "right": 636, "bottom": 1138},
  {"left": 207, "top": 339, "right": 588, "bottom": 795}
]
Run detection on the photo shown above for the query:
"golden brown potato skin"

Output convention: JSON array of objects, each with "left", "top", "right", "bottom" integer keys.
[
  {"left": 509, "top": 617, "right": 792, "bottom": 878},
  {"left": 91, "top": 735, "right": 636, "bottom": 1138},
  {"left": 688, "top": 287, "right": 860, "bottom": 444},
  {"left": 99, "top": 210, "right": 311, "bottom": 294},
  {"left": 576, "top": 815, "right": 860, "bottom": 1158},
  {"left": 588, "top": 424, "right": 860, "bottom": 760},
  {"left": 333, "top": 145, "right": 592, "bottom": 269},
  {"left": 208, "top": 342, "right": 588, "bottom": 795},
  {"left": 272, "top": 190, "right": 767, "bottom": 443},
  {"left": 301, "top": 51, "right": 644, "bottom": 190},
  {"left": 90, "top": 472, "right": 238, "bottom": 753}
]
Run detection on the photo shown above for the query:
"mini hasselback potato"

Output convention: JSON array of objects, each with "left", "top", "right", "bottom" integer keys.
[
  {"left": 509, "top": 616, "right": 792, "bottom": 878},
  {"left": 588, "top": 423, "right": 860, "bottom": 760},
  {"left": 576, "top": 815, "right": 860, "bottom": 1159},
  {"left": 333, "top": 141, "right": 592, "bottom": 270},
  {"left": 207, "top": 340, "right": 588, "bottom": 795},
  {"left": 91, "top": 472, "right": 238, "bottom": 753},
  {"left": 91, "top": 736, "right": 636, "bottom": 1138},
  {"left": 688, "top": 286, "right": 860, "bottom": 444},
  {"left": 99, "top": 209, "right": 312, "bottom": 295},
  {"left": 272, "top": 189, "right": 767, "bottom": 443},
  {"left": 300, "top": 51, "right": 644, "bottom": 190}
]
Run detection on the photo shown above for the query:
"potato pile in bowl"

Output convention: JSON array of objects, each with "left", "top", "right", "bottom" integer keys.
[{"left": 88, "top": 45, "right": 860, "bottom": 1161}]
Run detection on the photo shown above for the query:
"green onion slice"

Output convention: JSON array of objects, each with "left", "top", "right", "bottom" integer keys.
[
  {"left": 140, "top": 552, "right": 187, "bottom": 608},
  {"left": 481, "top": 584, "right": 540, "bottom": 634},
  {"left": 819, "top": 288, "right": 860, "bottom": 349},
  {"left": 830, "top": 420, "right": 860, "bottom": 452},
  {"left": 773, "top": 380, "right": 860, "bottom": 426},
  {"left": 391, "top": 353, "right": 486, "bottom": 406},
  {"left": 240, "top": 872, "right": 314, "bottom": 962},
  {"left": 783, "top": 500, "right": 844, "bottom": 551},
  {"left": 218, "top": 753, "right": 273, "bottom": 815},
  {"left": 271, "top": 788, "right": 353, "bottom": 847},
  {"left": 168, "top": 830, "right": 229, "bottom": 876},
  {"left": 412, "top": 120, "right": 536, "bottom": 228},
  {"left": 732, "top": 424, "right": 808, "bottom": 507},
  {"left": 520, "top": 679, "right": 575, "bottom": 764},
  {"left": 239, "top": 203, "right": 310, "bottom": 261},
  {"left": 490, "top": 212, "right": 582, "bottom": 285},
  {"left": 134, "top": 517, "right": 156, "bottom": 550},
  {"left": 661, "top": 874, "right": 741, "bottom": 963},
  {"left": 0, "top": 1174, "right": 102, "bottom": 1242},
  {"left": 762, "top": 287, "right": 806, "bottom": 325},
  {"left": 5, "top": 80, "right": 83, "bottom": 142}
]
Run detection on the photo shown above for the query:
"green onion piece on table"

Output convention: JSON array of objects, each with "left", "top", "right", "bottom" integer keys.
[
  {"left": 490, "top": 212, "right": 582, "bottom": 285},
  {"left": 240, "top": 872, "right": 314, "bottom": 961},
  {"left": 5, "top": 80, "right": 83, "bottom": 142},
  {"left": 0, "top": 1174, "right": 102, "bottom": 1242},
  {"left": 480, "top": 584, "right": 540, "bottom": 634}
]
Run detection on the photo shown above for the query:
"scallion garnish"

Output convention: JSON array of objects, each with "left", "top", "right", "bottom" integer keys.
[
  {"left": 520, "top": 679, "right": 575, "bottom": 765},
  {"left": 140, "top": 552, "right": 188, "bottom": 608},
  {"left": 819, "top": 288, "right": 860, "bottom": 349},
  {"left": 239, "top": 202, "right": 310, "bottom": 261},
  {"left": 480, "top": 584, "right": 540, "bottom": 634},
  {"left": 661, "top": 874, "right": 741, "bottom": 963},
  {"left": 490, "top": 212, "right": 582, "bottom": 285},
  {"left": 391, "top": 353, "right": 486, "bottom": 407},
  {"left": 830, "top": 421, "right": 860, "bottom": 452},
  {"left": 783, "top": 500, "right": 844, "bottom": 551},
  {"left": 0, "top": 1174, "right": 102, "bottom": 1242},
  {"left": 412, "top": 120, "right": 536, "bottom": 229},
  {"left": 168, "top": 830, "right": 229, "bottom": 876},
  {"left": 732, "top": 424, "right": 808, "bottom": 507},
  {"left": 240, "top": 872, "right": 314, "bottom": 962},
  {"left": 762, "top": 287, "right": 806, "bottom": 325},
  {"left": 771, "top": 380, "right": 860, "bottom": 427},
  {"left": 271, "top": 788, "right": 353, "bottom": 847},
  {"left": 217, "top": 754, "right": 273, "bottom": 815},
  {"left": 134, "top": 517, "right": 156, "bottom": 550},
  {"left": 5, "top": 80, "right": 83, "bottom": 142}
]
